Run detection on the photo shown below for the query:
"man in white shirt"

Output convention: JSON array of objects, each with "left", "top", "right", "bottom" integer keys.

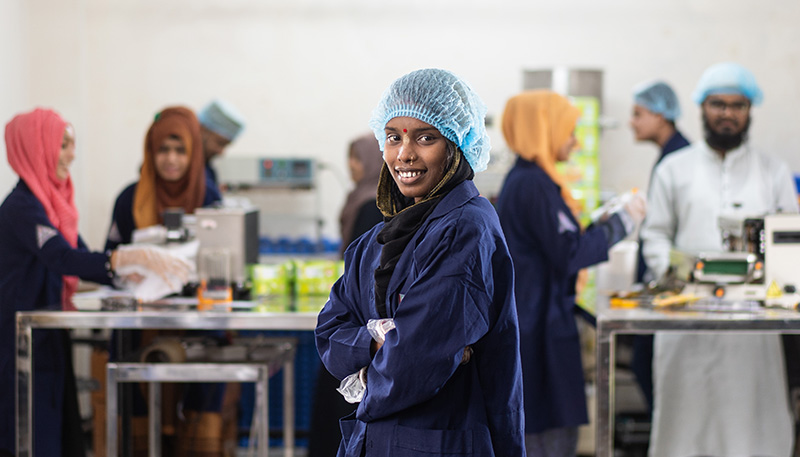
[{"left": 641, "top": 62, "right": 799, "bottom": 457}]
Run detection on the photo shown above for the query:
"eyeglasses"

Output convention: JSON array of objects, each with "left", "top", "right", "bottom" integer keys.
[{"left": 705, "top": 99, "right": 750, "bottom": 114}]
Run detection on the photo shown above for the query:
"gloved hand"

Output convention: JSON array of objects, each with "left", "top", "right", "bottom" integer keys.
[
  {"left": 367, "top": 318, "right": 396, "bottom": 355},
  {"left": 623, "top": 193, "right": 647, "bottom": 225},
  {"left": 111, "top": 244, "right": 192, "bottom": 289},
  {"left": 337, "top": 367, "right": 368, "bottom": 403}
]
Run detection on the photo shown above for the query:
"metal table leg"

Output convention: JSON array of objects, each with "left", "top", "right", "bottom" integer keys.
[
  {"left": 283, "top": 358, "right": 295, "bottom": 457},
  {"left": 257, "top": 369, "right": 269, "bottom": 456},
  {"left": 107, "top": 364, "right": 119, "bottom": 457},
  {"left": 149, "top": 381, "right": 161, "bottom": 457},
  {"left": 15, "top": 317, "right": 33, "bottom": 457},
  {"left": 107, "top": 363, "right": 271, "bottom": 457},
  {"left": 596, "top": 323, "right": 615, "bottom": 457}
]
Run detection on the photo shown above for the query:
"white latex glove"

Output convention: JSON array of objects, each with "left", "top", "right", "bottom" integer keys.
[
  {"left": 112, "top": 244, "right": 192, "bottom": 290},
  {"left": 366, "top": 318, "right": 396, "bottom": 345},
  {"left": 623, "top": 193, "right": 647, "bottom": 225},
  {"left": 337, "top": 367, "right": 368, "bottom": 404}
]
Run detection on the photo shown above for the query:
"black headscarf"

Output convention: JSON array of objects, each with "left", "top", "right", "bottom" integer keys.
[{"left": 373, "top": 148, "right": 474, "bottom": 318}]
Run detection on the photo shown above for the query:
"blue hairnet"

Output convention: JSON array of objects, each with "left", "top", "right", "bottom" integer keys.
[
  {"left": 198, "top": 99, "right": 246, "bottom": 141},
  {"left": 633, "top": 80, "right": 681, "bottom": 120},
  {"left": 369, "top": 68, "right": 491, "bottom": 173},
  {"left": 692, "top": 62, "right": 763, "bottom": 106}
]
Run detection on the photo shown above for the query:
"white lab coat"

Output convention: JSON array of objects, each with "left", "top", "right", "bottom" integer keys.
[{"left": 641, "top": 141, "right": 799, "bottom": 457}]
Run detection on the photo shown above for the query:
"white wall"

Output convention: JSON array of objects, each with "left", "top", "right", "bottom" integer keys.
[
  {"left": 3, "top": 0, "right": 800, "bottom": 249},
  {"left": 0, "top": 0, "right": 28, "bottom": 198}
]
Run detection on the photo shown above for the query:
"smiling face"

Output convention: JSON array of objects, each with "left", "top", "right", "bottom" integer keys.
[
  {"left": 56, "top": 125, "right": 76, "bottom": 181},
  {"left": 383, "top": 117, "right": 451, "bottom": 203},
  {"left": 154, "top": 135, "right": 190, "bottom": 182}
]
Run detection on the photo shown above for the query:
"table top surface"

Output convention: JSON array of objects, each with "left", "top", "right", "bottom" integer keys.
[
  {"left": 597, "top": 304, "right": 800, "bottom": 332},
  {"left": 16, "top": 307, "right": 320, "bottom": 330},
  {"left": 16, "top": 286, "right": 323, "bottom": 330}
]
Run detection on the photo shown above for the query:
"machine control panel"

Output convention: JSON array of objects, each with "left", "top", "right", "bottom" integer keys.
[{"left": 216, "top": 157, "right": 315, "bottom": 189}]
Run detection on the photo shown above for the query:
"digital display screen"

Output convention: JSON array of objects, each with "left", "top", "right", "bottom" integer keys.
[
  {"left": 774, "top": 231, "right": 800, "bottom": 244},
  {"left": 702, "top": 260, "right": 749, "bottom": 276},
  {"left": 293, "top": 160, "right": 310, "bottom": 177}
]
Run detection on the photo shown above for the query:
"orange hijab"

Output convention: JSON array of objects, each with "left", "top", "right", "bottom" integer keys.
[
  {"left": 133, "top": 106, "right": 206, "bottom": 228},
  {"left": 502, "top": 90, "right": 582, "bottom": 218},
  {"left": 5, "top": 108, "right": 79, "bottom": 310}
]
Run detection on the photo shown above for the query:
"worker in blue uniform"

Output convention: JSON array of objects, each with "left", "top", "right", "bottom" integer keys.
[
  {"left": 630, "top": 80, "right": 690, "bottom": 174},
  {"left": 628, "top": 80, "right": 690, "bottom": 415},
  {"left": 496, "top": 91, "right": 646, "bottom": 457},
  {"left": 0, "top": 108, "right": 191, "bottom": 457},
  {"left": 629, "top": 80, "right": 690, "bottom": 284},
  {"left": 315, "top": 68, "right": 526, "bottom": 457},
  {"left": 105, "top": 106, "right": 221, "bottom": 251}
]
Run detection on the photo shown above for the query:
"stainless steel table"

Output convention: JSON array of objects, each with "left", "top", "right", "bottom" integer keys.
[
  {"left": 596, "top": 305, "right": 800, "bottom": 457},
  {"left": 16, "top": 307, "right": 319, "bottom": 457}
]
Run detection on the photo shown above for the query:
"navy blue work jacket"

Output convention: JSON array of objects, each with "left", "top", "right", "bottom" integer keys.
[
  {"left": 656, "top": 129, "right": 690, "bottom": 168},
  {"left": 0, "top": 180, "right": 113, "bottom": 455},
  {"left": 316, "top": 180, "right": 526, "bottom": 457},
  {"left": 205, "top": 162, "right": 221, "bottom": 199},
  {"left": 495, "top": 159, "right": 610, "bottom": 433},
  {"left": 104, "top": 176, "right": 221, "bottom": 251}
]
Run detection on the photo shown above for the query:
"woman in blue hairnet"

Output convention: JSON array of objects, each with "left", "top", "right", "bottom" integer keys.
[
  {"left": 315, "top": 68, "right": 526, "bottom": 457},
  {"left": 628, "top": 80, "right": 691, "bottom": 414},
  {"left": 629, "top": 81, "right": 690, "bottom": 172}
]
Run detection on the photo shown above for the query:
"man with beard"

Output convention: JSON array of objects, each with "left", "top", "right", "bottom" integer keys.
[{"left": 640, "top": 62, "right": 799, "bottom": 457}]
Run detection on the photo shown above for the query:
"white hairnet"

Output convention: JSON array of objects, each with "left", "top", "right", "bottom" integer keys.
[
  {"left": 692, "top": 62, "right": 763, "bottom": 106},
  {"left": 633, "top": 80, "right": 681, "bottom": 120},
  {"left": 369, "top": 68, "right": 491, "bottom": 173}
]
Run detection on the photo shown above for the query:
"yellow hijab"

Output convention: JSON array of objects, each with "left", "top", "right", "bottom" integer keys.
[{"left": 502, "top": 90, "right": 582, "bottom": 218}]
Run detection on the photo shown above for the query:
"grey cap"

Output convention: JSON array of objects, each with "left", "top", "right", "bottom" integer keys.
[{"left": 197, "top": 99, "right": 246, "bottom": 141}]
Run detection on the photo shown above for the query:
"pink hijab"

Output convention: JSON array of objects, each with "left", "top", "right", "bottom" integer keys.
[{"left": 5, "top": 108, "right": 79, "bottom": 310}]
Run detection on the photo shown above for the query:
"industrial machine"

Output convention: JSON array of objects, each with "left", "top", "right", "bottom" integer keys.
[
  {"left": 764, "top": 214, "right": 800, "bottom": 306},
  {"left": 195, "top": 207, "right": 259, "bottom": 294},
  {"left": 214, "top": 156, "right": 326, "bottom": 247},
  {"left": 214, "top": 157, "right": 315, "bottom": 189},
  {"left": 675, "top": 213, "right": 800, "bottom": 308},
  {"left": 129, "top": 206, "right": 259, "bottom": 302}
]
